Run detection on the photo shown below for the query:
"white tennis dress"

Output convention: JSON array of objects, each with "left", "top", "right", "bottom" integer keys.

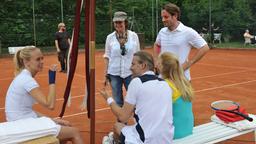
[{"left": 4, "top": 69, "right": 60, "bottom": 143}]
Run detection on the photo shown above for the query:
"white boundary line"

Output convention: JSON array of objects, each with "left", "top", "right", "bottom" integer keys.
[
  {"left": 191, "top": 70, "right": 253, "bottom": 80},
  {"left": 60, "top": 107, "right": 110, "bottom": 118},
  {"left": 0, "top": 91, "right": 106, "bottom": 110},
  {"left": 1, "top": 62, "right": 256, "bottom": 119},
  {"left": 1, "top": 60, "right": 255, "bottom": 81},
  {"left": 197, "top": 63, "right": 256, "bottom": 71},
  {"left": 195, "top": 79, "right": 256, "bottom": 93},
  {"left": 60, "top": 79, "right": 256, "bottom": 118}
]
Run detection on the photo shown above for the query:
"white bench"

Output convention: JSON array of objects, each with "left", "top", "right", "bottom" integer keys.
[
  {"left": 213, "top": 33, "right": 222, "bottom": 44},
  {"left": 173, "top": 121, "right": 256, "bottom": 144},
  {"left": 8, "top": 46, "right": 35, "bottom": 54}
]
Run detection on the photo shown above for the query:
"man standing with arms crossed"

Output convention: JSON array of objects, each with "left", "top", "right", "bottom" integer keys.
[
  {"left": 154, "top": 3, "right": 209, "bottom": 81},
  {"left": 55, "top": 22, "right": 71, "bottom": 73}
]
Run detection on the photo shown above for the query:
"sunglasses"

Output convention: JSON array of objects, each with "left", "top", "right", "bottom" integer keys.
[
  {"left": 114, "top": 21, "right": 123, "bottom": 24},
  {"left": 120, "top": 45, "right": 127, "bottom": 56}
]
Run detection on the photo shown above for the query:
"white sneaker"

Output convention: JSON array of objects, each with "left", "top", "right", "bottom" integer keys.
[
  {"left": 102, "top": 132, "right": 115, "bottom": 144},
  {"left": 108, "top": 132, "right": 114, "bottom": 142},
  {"left": 102, "top": 136, "right": 111, "bottom": 144}
]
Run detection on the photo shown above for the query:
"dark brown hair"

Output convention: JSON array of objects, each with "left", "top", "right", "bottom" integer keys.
[{"left": 163, "top": 3, "right": 180, "bottom": 20}]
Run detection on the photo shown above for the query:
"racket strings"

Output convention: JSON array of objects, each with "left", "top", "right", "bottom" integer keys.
[{"left": 212, "top": 102, "right": 238, "bottom": 110}]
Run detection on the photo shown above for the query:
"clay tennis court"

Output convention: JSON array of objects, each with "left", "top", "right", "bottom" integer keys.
[{"left": 0, "top": 48, "right": 256, "bottom": 144}]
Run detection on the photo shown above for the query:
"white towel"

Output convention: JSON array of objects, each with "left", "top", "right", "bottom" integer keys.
[
  {"left": 0, "top": 117, "right": 58, "bottom": 144},
  {"left": 211, "top": 114, "right": 256, "bottom": 131}
]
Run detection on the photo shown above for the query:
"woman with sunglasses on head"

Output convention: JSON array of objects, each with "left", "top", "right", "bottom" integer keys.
[{"left": 103, "top": 11, "right": 140, "bottom": 107}]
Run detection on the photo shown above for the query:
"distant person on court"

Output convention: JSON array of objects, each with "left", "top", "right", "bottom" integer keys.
[
  {"left": 5, "top": 46, "right": 83, "bottom": 144},
  {"left": 158, "top": 52, "right": 194, "bottom": 139},
  {"left": 103, "top": 11, "right": 140, "bottom": 107},
  {"left": 243, "top": 29, "right": 254, "bottom": 45},
  {"left": 55, "top": 22, "right": 70, "bottom": 73},
  {"left": 154, "top": 3, "right": 209, "bottom": 81},
  {"left": 100, "top": 51, "right": 174, "bottom": 144}
]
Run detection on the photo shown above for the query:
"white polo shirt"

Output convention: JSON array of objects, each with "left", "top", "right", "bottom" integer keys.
[
  {"left": 5, "top": 69, "right": 39, "bottom": 121},
  {"left": 155, "top": 22, "right": 207, "bottom": 80},
  {"left": 104, "top": 30, "right": 140, "bottom": 78},
  {"left": 124, "top": 71, "right": 174, "bottom": 144}
]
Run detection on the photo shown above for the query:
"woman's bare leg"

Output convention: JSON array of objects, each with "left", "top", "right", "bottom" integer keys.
[{"left": 57, "top": 126, "right": 84, "bottom": 144}]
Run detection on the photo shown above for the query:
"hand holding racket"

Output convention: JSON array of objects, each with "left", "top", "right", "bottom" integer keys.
[{"left": 211, "top": 100, "right": 253, "bottom": 122}]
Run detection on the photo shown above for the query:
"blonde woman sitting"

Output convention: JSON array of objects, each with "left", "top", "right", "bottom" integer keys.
[
  {"left": 158, "top": 52, "right": 194, "bottom": 139},
  {"left": 5, "top": 46, "right": 83, "bottom": 144}
]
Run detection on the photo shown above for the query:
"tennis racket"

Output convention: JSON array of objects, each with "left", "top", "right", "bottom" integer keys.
[{"left": 211, "top": 100, "right": 253, "bottom": 122}]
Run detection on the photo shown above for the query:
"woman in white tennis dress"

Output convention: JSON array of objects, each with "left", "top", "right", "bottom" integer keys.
[{"left": 5, "top": 46, "right": 83, "bottom": 144}]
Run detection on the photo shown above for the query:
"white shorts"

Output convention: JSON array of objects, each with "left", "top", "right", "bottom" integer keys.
[
  {"left": 55, "top": 124, "right": 61, "bottom": 137},
  {"left": 121, "top": 125, "right": 144, "bottom": 144}
]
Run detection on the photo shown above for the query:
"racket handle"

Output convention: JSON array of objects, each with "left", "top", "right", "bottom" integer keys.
[{"left": 223, "top": 110, "right": 253, "bottom": 122}]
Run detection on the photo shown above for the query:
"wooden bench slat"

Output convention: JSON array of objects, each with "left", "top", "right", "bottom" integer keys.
[{"left": 20, "top": 135, "right": 59, "bottom": 144}]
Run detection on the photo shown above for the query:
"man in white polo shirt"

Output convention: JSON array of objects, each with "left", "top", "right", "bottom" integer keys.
[
  {"left": 154, "top": 2, "right": 209, "bottom": 81},
  {"left": 100, "top": 51, "right": 174, "bottom": 144}
]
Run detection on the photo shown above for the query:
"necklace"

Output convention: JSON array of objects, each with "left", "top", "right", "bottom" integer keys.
[
  {"left": 116, "top": 31, "right": 128, "bottom": 56},
  {"left": 116, "top": 31, "right": 128, "bottom": 46}
]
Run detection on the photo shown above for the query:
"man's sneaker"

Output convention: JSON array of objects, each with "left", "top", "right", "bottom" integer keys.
[
  {"left": 102, "top": 136, "right": 111, "bottom": 144},
  {"left": 108, "top": 132, "right": 114, "bottom": 142},
  {"left": 102, "top": 132, "right": 115, "bottom": 144}
]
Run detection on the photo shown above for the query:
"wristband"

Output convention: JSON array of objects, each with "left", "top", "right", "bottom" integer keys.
[
  {"left": 48, "top": 70, "right": 56, "bottom": 84},
  {"left": 107, "top": 97, "right": 114, "bottom": 106}
]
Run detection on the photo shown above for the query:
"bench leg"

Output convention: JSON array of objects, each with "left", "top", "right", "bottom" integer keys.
[{"left": 254, "top": 130, "right": 256, "bottom": 143}]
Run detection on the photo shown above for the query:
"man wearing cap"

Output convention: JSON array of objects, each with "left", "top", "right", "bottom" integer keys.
[
  {"left": 54, "top": 22, "right": 70, "bottom": 73},
  {"left": 154, "top": 3, "right": 209, "bottom": 81},
  {"left": 103, "top": 11, "right": 140, "bottom": 107}
]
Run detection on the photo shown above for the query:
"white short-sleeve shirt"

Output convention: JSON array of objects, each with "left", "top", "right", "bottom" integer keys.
[
  {"left": 124, "top": 71, "right": 174, "bottom": 144},
  {"left": 104, "top": 30, "right": 140, "bottom": 78},
  {"left": 155, "top": 22, "right": 207, "bottom": 80},
  {"left": 5, "top": 69, "right": 39, "bottom": 121}
]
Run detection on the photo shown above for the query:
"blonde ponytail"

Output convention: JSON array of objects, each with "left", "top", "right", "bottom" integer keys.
[
  {"left": 13, "top": 46, "right": 38, "bottom": 76},
  {"left": 159, "top": 52, "right": 194, "bottom": 101}
]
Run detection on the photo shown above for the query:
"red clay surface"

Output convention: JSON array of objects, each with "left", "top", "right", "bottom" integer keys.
[{"left": 1, "top": 48, "right": 256, "bottom": 144}]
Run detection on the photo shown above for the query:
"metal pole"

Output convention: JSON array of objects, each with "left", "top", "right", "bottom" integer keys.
[
  {"left": 32, "top": 0, "right": 36, "bottom": 46},
  {"left": 90, "top": 0, "right": 96, "bottom": 143},
  {"left": 0, "top": 39, "right": 1, "bottom": 55},
  {"left": 151, "top": 0, "right": 154, "bottom": 41},
  {"left": 61, "top": 0, "right": 64, "bottom": 22},
  {"left": 209, "top": 0, "right": 212, "bottom": 45},
  {"left": 155, "top": 0, "right": 158, "bottom": 35},
  {"left": 109, "top": 0, "right": 112, "bottom": 31}
]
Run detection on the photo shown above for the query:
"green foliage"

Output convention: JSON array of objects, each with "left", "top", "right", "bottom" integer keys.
[{"left": 0, "top": 0, "right": 256, "bottom": 51}]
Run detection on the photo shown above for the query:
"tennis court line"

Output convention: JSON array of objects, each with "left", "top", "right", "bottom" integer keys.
[
  {"left": 195, "top": 79, "right": 256, "bottom": 93},
  {"left": 0, "top": 90, "right": 108, "bottom": 110},
  {"left": 198, "top": 63, "right": 256, "bottom": 71},
  {"left": 0, "top": 94, "right": 84, "bottom": 110},
  {"left": 2, "top": 80, "right": 256, "bottom": 119},
  {"left": 192, "top": 70, "right": 254, "bottom": 80},
  {"left": 60, "top": 107, "right": 110, "bottom": 118},
  {"left": 59, "top": 80, "right": 256, "bottom": 118},
  {"left": 0, "top": 71, "right": 86, "bottom": 81}
]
